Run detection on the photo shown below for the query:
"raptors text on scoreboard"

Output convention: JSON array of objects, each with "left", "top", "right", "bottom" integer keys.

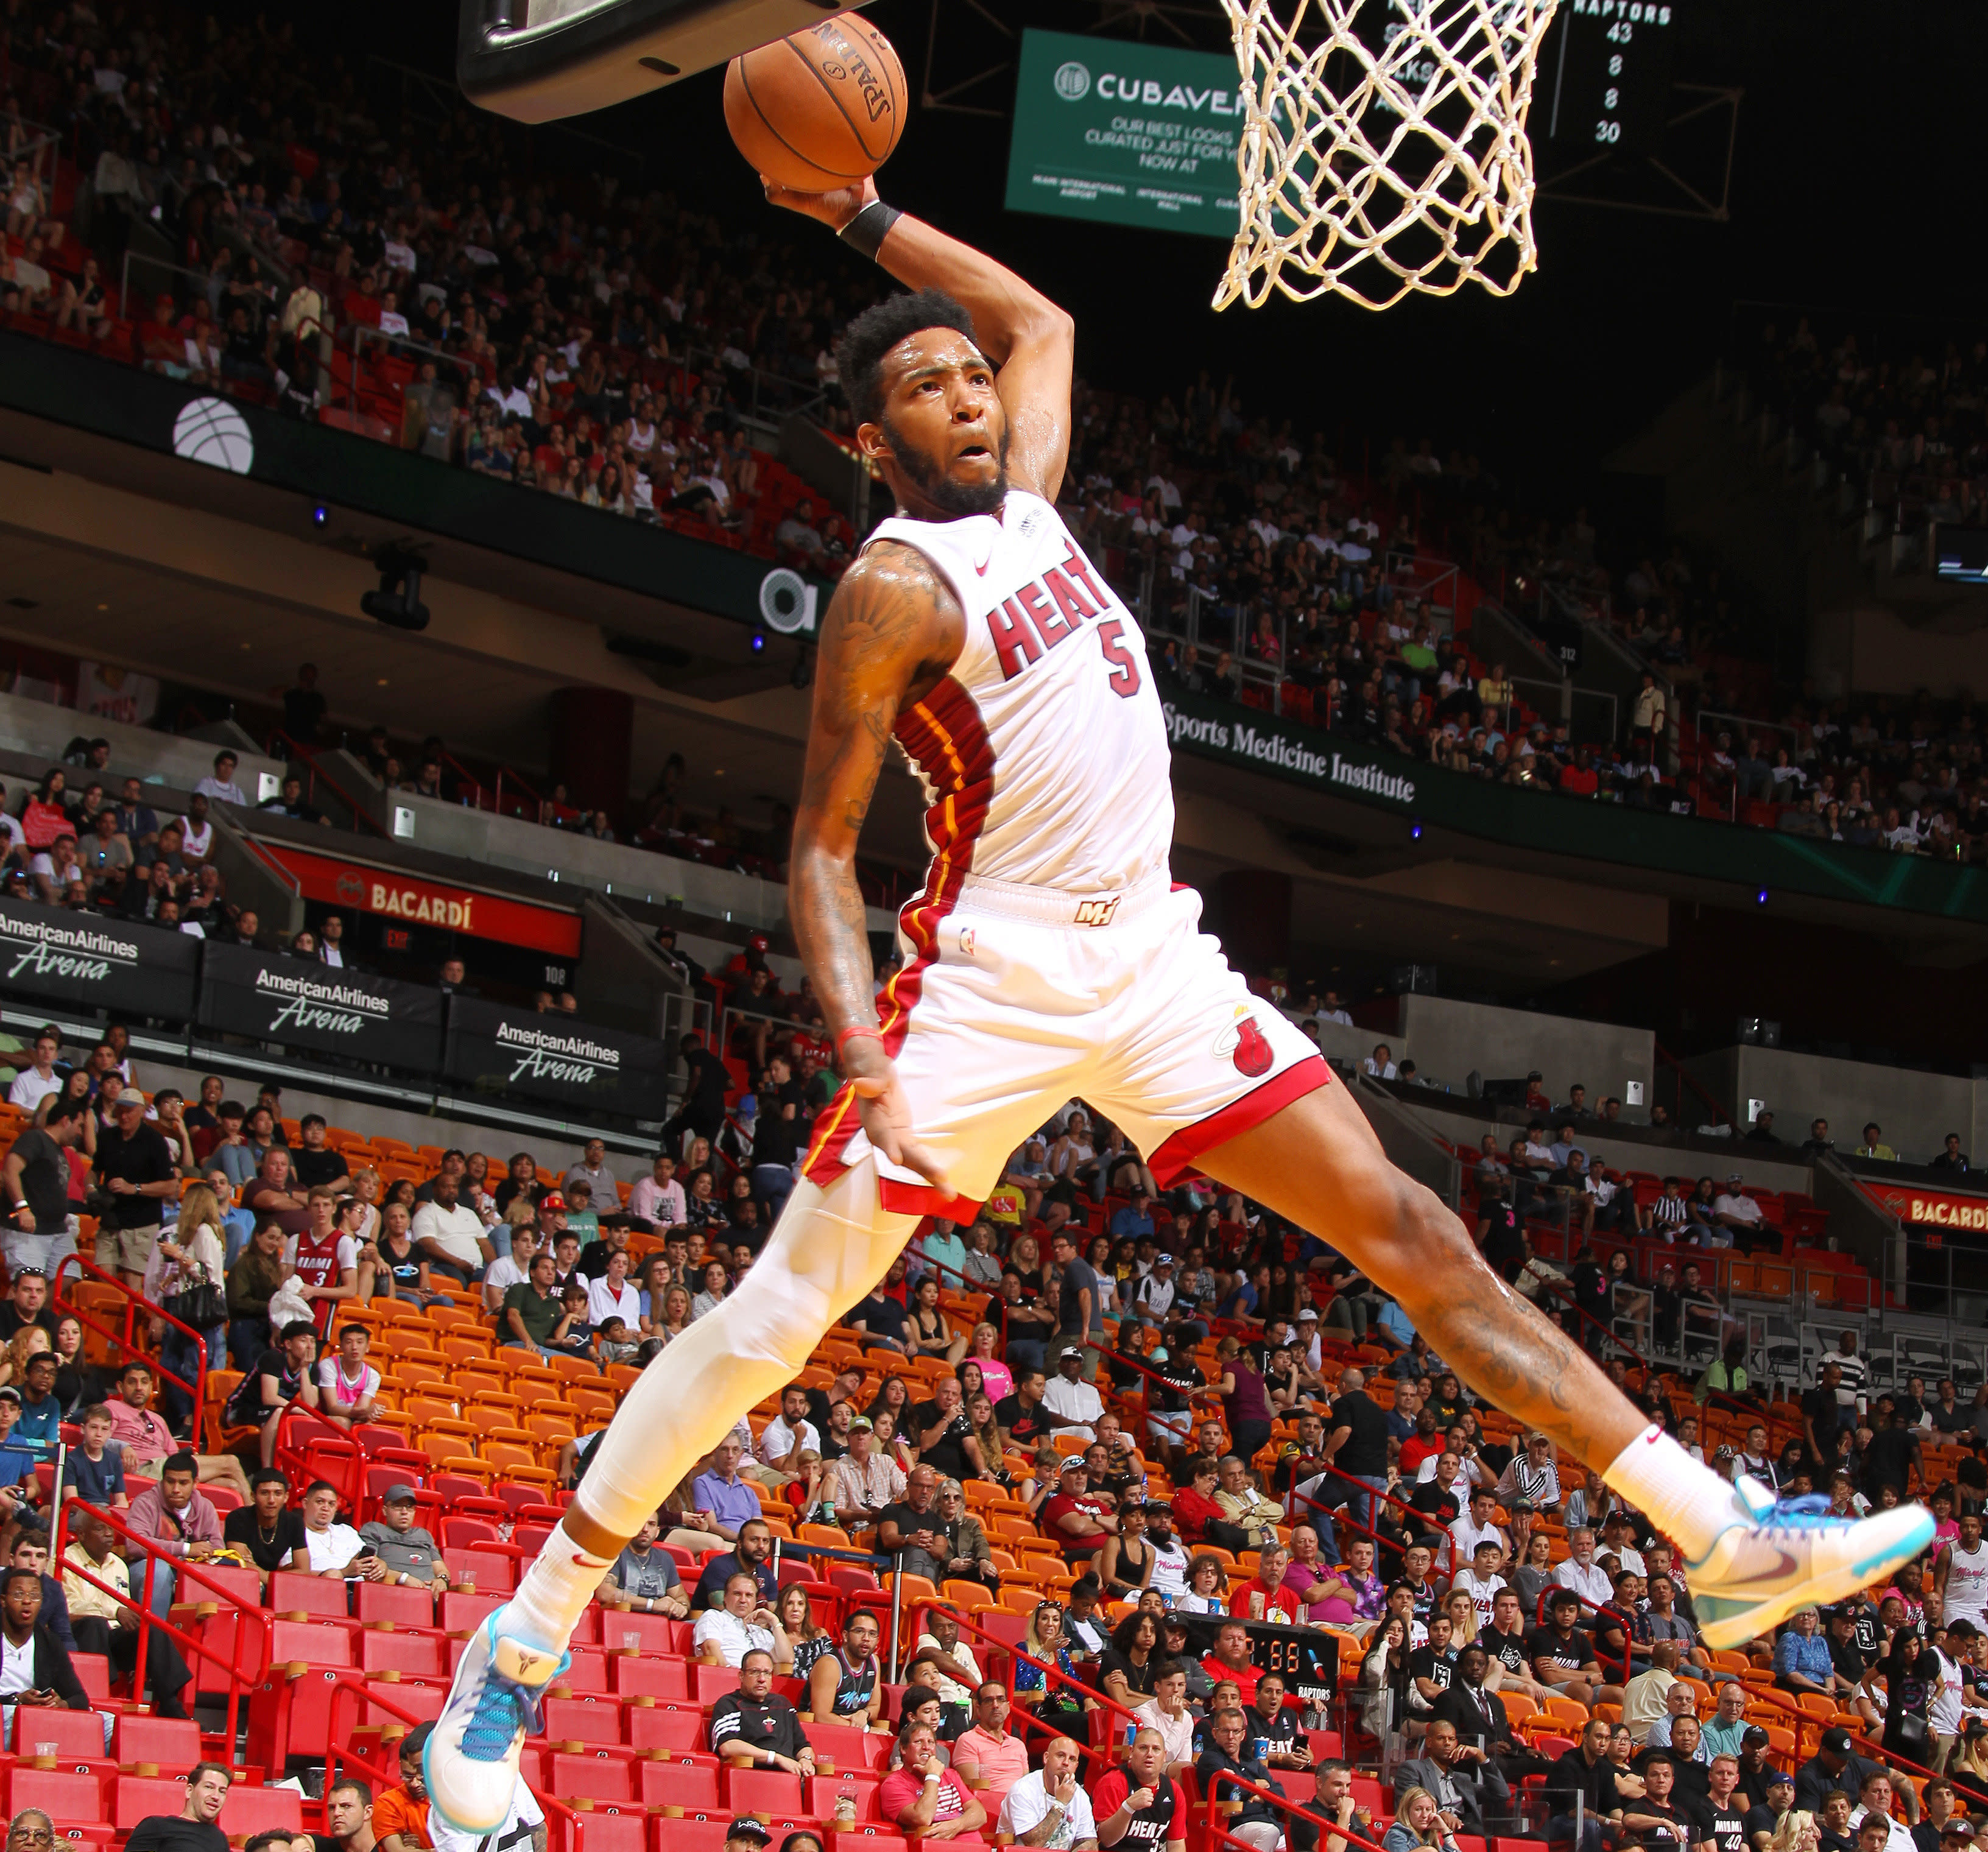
[{"left": 1546, "top": 0, "right": 1682, "bottom": 158}]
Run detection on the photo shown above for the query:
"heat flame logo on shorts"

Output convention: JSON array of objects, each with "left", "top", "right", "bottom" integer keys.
[{"left": 1214, "top": 1009, "right": 1274, "bottom": 1078}]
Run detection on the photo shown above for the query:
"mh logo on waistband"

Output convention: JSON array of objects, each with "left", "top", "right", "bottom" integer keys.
[{"left": 1073, "top": 896, "right": 1119, "bottom": 927}]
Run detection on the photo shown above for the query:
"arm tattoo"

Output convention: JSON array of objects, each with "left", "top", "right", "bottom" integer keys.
[{"left": 791, "top": 541, "right": 961, "bottom": 1035}]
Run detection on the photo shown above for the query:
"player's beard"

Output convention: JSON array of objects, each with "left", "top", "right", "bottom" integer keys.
[{"left": 883, "top": 417, "right": 1009, "bottom": 517}]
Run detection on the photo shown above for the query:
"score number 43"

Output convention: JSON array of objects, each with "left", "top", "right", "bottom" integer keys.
[{"left": 1595, "top": 27, "right": 1630, "bottom": 143}]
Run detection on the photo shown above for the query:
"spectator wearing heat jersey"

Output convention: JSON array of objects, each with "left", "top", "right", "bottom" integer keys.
[
  {"left": 314, "top": 1325, "right": 379, "bottom": 1431},
  {"left": 194, "top": 753, "right": 247, "bottom": 808},
  {"left": 284, "top": 1188, "right": 358, "bottom": 1337}
]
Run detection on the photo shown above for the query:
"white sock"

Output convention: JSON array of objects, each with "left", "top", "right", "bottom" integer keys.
[
  {"left": 500, "top": 1162, "right": 915, "bottom": 1653},
  {"left": 1602, "top": 1424, "right": 1744, "bottom": 1560},
  {"left": 506, "top": 1519, "right": 613, "bottom": 1652}
]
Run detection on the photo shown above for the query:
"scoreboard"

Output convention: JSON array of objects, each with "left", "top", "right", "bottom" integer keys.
[
  {"left": 1169, "top": 1613, "right": 1342, "bottom": 1705},
  {"left": 1543, "top": 0, "right": 1682, "bottom": 159}
]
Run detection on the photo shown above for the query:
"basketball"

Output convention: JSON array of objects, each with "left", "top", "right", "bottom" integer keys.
[{"left": 722, "top": 15, "right": 906, "bottom": 194}]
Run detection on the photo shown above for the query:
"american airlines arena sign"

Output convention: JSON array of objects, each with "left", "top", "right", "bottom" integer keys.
[
  {"left": 198, "top": 942, "right": 445, "bottom": 1069},
  {"left": 0, "top": 900, "right": 200, "bottom": 1018},
  {"left": 445, "top": 997, "right": 671, "bottom": 1119}
]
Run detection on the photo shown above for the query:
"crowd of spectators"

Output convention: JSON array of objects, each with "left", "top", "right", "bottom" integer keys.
[
  {"left": 1, "top": 990, "right": 1987, "bottom": 1847},
  {"left": 1743, "top": 318, "right": 1988, "bottom": 564},
  {"left": 0, "top": 749, "right": 329, "bottom": 942}
]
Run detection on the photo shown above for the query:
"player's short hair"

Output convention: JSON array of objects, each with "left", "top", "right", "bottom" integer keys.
[{"left": 837, "top": 289, "right": 981, "bottom": 426}]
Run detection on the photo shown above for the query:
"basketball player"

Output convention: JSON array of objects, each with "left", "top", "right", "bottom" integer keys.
[{"left": 423, "top": 174, "right": 1933, "bottom": 1831}]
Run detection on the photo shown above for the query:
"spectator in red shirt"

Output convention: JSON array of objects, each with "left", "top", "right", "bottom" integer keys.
[
  {"left": 1201, "top": 1618, "right": 1264, "bottom": 1702},
  {"left": 1230, "top": 1543, "right": 1308, "bottom": 1627},
  {"left": 1171, "top": 1458, "right": 1225, "bottom": 1549},
  {"left": 1560, "top": 748, "right": 1600, "bottom": 797},
  {"left": 1038, "top": 1457, "right": 1118, "bottom": 1565},
  {"left": 1399, "top": 1409, "right": 1445, "bottom": 1478},
  {"left": 877, "top": 1719, "right": 986, "bottom": 1841}
]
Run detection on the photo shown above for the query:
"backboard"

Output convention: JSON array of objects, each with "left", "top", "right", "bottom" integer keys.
[{"left": 459, "top": 0, "right": 873, "bottom": 123}]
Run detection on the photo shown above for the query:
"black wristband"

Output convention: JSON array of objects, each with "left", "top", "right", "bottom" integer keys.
[{"left": 840, "top": 200, "right": 903, "bottom": 262}]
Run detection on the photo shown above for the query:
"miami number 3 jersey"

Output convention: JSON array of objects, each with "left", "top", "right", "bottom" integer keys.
[{"left": 867, "top": 490, "right": 1175, "bottom": 899}]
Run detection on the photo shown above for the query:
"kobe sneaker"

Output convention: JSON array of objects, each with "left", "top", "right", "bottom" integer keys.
[
  {"left": 1689, "top": 1476, "right": 1934, "bottom": 1650},
  {"left": 423, "top": 1608, "right": 570, "bottom": 1832}
]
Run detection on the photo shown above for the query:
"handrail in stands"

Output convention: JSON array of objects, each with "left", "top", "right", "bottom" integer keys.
[
  {"left": 264, "top": 728, "right": 393, "bottom": 837},
  {"left": 1199, "top": 1763, "right": 1397, "bottom": 1852},
  {"left": 325, "top": 1672, "right": 594, "bottom": 1852},
  {"left": 923, "top": 1593, "right": 1384, "bottom": 1852},
  {"left": 1528, "top": 1579, "right": 1634, "bottom": 1686},
  {"left": 270, "top": 1395, "right": 378, "bottom": 1516},
  {"left": 51, "top": 1495, "right": 272, "bottom": 1751},
  {"left": 1076, "top": 1331, "right": 1458, "bottom": 1575},
  {"left": 1528, "top": 1270, "right": 1772, "bottom": 1428},
  {"left": 52, "top": 1249, "right": 206, "bottom": 1426}
]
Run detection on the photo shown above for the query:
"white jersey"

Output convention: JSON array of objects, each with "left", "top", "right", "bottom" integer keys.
[
  {"left": 1945, "top": 1539, "right": 1988, "bottom": 1623},
  {"left": 867, "top": 490, "right": 1173, "bottom": 898}
]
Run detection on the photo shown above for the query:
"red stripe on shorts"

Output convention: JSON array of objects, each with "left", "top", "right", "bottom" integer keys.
[
  {"left": 1146, "top": 1052, "right": 1333, "bottom": 1187},
  {"left": 878, "top": 1178, "right": 987, "bottom": 1222},
  {"left": 802, "top": 676, "right": 994, "bottom": 1192}
]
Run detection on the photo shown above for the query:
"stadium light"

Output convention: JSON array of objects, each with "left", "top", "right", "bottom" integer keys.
[{"left": 362, "top": 545, "right": 431, "bottom": 632}]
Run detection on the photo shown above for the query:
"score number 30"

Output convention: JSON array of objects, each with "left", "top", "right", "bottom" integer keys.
[{"left": 1594, "top": 24, "right": 1634, "bottom": 142}]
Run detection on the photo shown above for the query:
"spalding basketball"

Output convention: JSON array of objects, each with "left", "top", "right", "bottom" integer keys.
[{"left": 724, "top": 15, "right": 906, "bottom": 193}]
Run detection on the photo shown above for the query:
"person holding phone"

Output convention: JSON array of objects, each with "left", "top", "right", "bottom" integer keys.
[
  {"left": 0, "top": 1564, "right": 91, "bottom": 1731},
  {"left": 299, "top": 1479, "right": 386, "bottom": 1580}
]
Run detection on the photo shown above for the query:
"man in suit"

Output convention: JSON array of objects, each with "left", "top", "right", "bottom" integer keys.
[
  {"left": 0, "top": 1565, "right": 93, "bottom": 1716},
  {"left": 1395, "top": 1717, "right": 1514, "bottom": 1836},
  {"left": 1432, "top": 1644, "right": 1553, "bottom": 1789}
]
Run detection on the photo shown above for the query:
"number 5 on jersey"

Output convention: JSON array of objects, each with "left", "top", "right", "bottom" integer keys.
[{"left": 1098, "top": 616, "right": 1142, "bottom": 699}]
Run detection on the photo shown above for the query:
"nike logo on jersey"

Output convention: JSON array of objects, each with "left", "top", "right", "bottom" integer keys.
[{"left": 974, "top": 549, "right": 993, "bottom": 576}]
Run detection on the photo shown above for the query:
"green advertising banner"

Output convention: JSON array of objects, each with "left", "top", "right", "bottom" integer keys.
[
  {"left": 1003, "top": 28, "right": 1246, "bottom": 236},
  {"left": 1159, "top": 690, "right": 1988, "bottom": 927}
]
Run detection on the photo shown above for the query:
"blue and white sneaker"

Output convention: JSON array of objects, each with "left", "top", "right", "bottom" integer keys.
[
  {"left": 1690, "top": 1476, "right": 1934, "bottom": 1650},
  {"left": 423, "top": 1608, "right": 570, "bottom": 1833}
]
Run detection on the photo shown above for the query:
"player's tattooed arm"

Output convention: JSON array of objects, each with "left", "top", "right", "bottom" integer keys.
[
  {"left": 791, "top": 540, "right": 963, "bottom": 1039},
  {"left": 791, "top": 541, "right": 962, "bottom": 1191}
]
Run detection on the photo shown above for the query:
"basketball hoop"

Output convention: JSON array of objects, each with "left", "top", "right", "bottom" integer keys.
[{"left": 1214, "top": 0, "right": 1560, "bottom": 313}]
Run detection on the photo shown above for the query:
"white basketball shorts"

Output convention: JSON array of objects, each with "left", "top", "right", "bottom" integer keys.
[{"left": 802, "top": 870, "right": 1330, "bottom": 1220}]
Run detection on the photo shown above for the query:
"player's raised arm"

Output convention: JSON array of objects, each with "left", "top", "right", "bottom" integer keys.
[
  {"left": 789, "top": 539, "right": 961, "bottom": 1186},
  {"left": 765, "top": 177, "right": 1074, "bottom": 502}
]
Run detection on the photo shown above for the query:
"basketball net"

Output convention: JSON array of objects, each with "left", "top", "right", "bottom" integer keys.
[{"left": 1214, "top": 0, "right": 1560, "bottom": 312}]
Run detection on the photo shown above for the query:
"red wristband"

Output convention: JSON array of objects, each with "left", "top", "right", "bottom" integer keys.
[{"left": 836, "top": 1024, "right": 885, "bottom": 1058}]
